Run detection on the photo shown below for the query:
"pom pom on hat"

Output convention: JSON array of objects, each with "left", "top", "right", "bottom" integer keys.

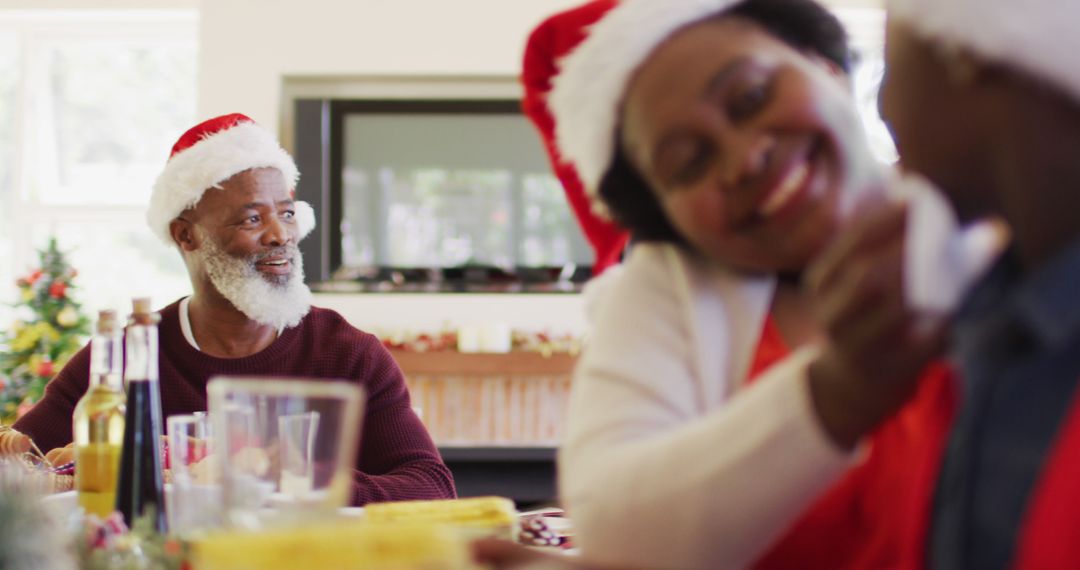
[
  {"left": 550, "top": 0, "right": 744, "bottom": 201},
  {"left": 147, "top": 113, "right": 315, "bottom": 246},
  {"left": 887, "top": 0, "right": 1080, "bottom": 105}
]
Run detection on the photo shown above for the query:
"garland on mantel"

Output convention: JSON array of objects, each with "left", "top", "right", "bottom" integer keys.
[{"left": 379, "top": 329, "right": 582, "bottom": 357}]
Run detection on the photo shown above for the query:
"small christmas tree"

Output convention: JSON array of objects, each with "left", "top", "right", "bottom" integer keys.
[{"left": 0, "top": 238, "right": 91, "bottom": 423}]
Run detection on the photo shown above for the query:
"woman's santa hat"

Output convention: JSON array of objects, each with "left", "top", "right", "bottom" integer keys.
[
  {"left": 549, "top": 0, "right": 744, "bottom": 208},
  {"left": 887, "top": 0, "right": 1080, "bottom": 104},
  {"left": 521, "top": 0, "right": 629, "bottom": 273},
  {"left": 147, "top": 113, "right": 316, "bottom": 246}
]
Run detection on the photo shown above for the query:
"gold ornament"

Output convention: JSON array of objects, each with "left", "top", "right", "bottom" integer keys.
[{"left": 56, "top": 306, "right": 78, "bottom": 328}]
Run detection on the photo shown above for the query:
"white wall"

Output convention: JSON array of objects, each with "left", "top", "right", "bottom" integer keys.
[
  {"left": 198, "top": 0, "right": 884, "bottom": 132},
  {"left": 198, "top": 0, "right": 587, "bottom": 130},
  {"left": 0, "top": 0, "right": 195, "bottom": 8},
  {"left": 314, "top": 292, "right": 588, "bottom": 337}
]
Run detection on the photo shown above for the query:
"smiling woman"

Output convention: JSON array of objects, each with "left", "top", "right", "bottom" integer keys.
[
  {"left": 540, "top": 0, "right": 948, "bottom": 568},
  {"left": 617, "top": 15, "right": 877, "bottom": 272}
]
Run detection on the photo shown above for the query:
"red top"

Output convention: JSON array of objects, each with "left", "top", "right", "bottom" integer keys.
[
  {"left": 891, "top": 364, "right": 1080, "bottom": 569},
  {"left": 14, "top": 301, "right": 456, "bottom": 506},
  {"left": 743, "top": 315, "right": 958, "bottom": 569},
  {"left": 521, "top": 0, "right": 630, "bottom": 275},
  {"left": 748, "top": 316, "right": 1080, "bottom": 569},
  {"left": 1005, "top": 382, "right": 1080, "bottom": 569}
]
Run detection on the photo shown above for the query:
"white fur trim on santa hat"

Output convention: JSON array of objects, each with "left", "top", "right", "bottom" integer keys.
[
  {"left": 147, "top": 121, "right": 315, "bottom": 246},
  {"left": 550, "top": 0, "right": 743, "bottom": 210},
  {"left": 888, "top": 0, "right": 1080, "bottom": 105},
  {"left": 294, "top": 200, "right": 316, "bottom": 240}
]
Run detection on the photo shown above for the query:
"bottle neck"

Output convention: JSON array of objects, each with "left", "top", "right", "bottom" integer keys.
[
  {"left": 124, "top": 323, "right": 159, "bottom": 384},
  {"left": 89, "top": 333, "right": 123, "bottom": 389}
]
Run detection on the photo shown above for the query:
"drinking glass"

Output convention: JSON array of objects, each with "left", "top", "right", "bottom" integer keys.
[
  {"left": 206, "top": 377, "right": 365, "bottom": 530},
  {"left": 166, "top": 413, "right": 221, "bottom": 535}
]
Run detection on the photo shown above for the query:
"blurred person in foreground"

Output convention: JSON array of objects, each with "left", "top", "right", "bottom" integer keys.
[
  {"left": 495, "top": 0, "right": 973, "bottom": 568},
  {"left": 14, "top": 113, "right": 455, "bottom": 506},
  {"left": 809, "top": 0, "right": 1080, "bottom": 567}
]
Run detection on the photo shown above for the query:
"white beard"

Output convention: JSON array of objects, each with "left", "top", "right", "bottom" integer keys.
[{"left": 196, "top": 238, "right": 313, "bottom": 330}]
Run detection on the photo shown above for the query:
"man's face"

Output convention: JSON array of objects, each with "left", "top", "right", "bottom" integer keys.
[
  {"left": 188, "top": 167, "right": 300, "bottom": 283},
  {"left": 183, "top": 167, "right": 312, "bottom": 329}
]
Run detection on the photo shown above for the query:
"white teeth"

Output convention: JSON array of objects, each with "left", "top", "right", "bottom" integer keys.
[{"left": 760, "top": 162, "right": 809, "bottom": 217}]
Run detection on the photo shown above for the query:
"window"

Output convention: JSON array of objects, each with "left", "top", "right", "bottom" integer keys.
[
  {"left": 0, "top": 31, "right": 19, "bottom": 317},
  {"left": 296, "top": 99, "right": 592, "bottom": 292},
  {"left": 0, "top": 11, "right": 197, "bottom": 323},
  {"left": 339, "top": 104, "right": 589, "bottom": 270},
  {"left": 838, "top": 8, "right": 896, "bottom": 164}
]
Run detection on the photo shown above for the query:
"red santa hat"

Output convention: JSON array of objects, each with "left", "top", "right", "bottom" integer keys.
[
  {"left": 887, "top": 0, "right": 1080, "bottom": 104},
  {"left": 147, "top": 113, "right": 316, "bottom": 246},
  {"left": 522, "top": 0, "right": 629, "bottom": 274},
  {"left": 550, "top": 0, "right": 745, "bottom": 206}
]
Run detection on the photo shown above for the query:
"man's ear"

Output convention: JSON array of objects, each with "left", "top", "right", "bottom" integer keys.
[{"left": 169, "top": 217, "right": 198, "bottom": 252}]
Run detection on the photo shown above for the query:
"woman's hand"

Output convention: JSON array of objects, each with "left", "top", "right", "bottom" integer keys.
[{"left": 805, "top": 201, "right": 948, "bottom": 449}]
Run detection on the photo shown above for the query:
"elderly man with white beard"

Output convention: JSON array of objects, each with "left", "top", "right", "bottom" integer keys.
[{"left": 14, "top": 113, "right": 456, "bottom": 505}]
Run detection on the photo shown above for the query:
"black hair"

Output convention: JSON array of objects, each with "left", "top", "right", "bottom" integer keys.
[{"left": 597, "top": 0, "right": 853, "bottom": 245}]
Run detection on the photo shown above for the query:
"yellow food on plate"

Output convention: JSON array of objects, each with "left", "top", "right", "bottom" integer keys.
[
  {"left": 364, "top": 496, "right": 518, "bottom": 538},
  {"left": 192, "top": 519, "right": 479, "bottom": 570}
]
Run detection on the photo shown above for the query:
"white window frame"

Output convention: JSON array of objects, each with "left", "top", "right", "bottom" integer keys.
[{"left": 0, "top": 10, "right": 197, "bottom": 321}]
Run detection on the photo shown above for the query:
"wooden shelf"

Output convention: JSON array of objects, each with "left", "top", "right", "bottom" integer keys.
[{"left": 392, "top": 352, "right": 572, "bottom": 504}]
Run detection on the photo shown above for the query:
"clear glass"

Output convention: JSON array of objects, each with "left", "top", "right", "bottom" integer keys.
[
  {"left": 166, "top": 414, "right": 221, "bottom": 536},
  {"left": 277, "top": 411, "right": 319, "bottom": 497},
  {"left": 206, "top": 378, "right": 365, "bottom": 530}
]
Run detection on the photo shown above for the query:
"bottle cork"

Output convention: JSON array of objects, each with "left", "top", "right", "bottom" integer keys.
[
  {"left": 96, "top": 309, "right": 119, "bottom": 335},
  {"left": 130, "top": 297, "right": 161, "bottom": 325}
]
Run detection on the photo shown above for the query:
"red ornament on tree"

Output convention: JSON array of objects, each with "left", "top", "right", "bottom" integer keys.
[
  {"left": 48, "top": 281, "right": 66, "bottom": 299},
  {"left": 36, "top": 359, "right": 55, "bottom": 378}
]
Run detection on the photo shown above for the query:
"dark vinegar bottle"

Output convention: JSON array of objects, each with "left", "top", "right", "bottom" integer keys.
[{"left": 115, "top": 297, "right": 166, "bottom": 532}]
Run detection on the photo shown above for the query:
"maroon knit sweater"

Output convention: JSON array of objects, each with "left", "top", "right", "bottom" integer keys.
[{"left": 14, "top": 300, "right": 456, "bottom": 505}]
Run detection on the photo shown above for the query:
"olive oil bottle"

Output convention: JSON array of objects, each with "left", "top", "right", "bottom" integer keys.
[{"left": 73, "top": 309, "right": 126, "bottom": 518}]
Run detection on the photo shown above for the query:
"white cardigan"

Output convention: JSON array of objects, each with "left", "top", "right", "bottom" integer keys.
[{"left": 561, "top": 243, "right": 854, "bottom": 569}]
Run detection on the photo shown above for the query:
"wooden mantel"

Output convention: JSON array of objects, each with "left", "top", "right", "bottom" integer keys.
[{"left": 388, "top": 350, "right": 577, "bottom": 376}]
